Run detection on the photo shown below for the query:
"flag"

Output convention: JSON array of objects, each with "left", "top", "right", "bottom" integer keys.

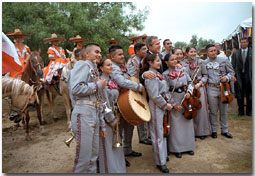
[{"left": 2, "top": 32, "right": 22, "bottom": 74}]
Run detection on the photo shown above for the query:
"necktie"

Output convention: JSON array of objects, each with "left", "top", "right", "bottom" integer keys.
[{"left": 242, "top": 49, "right": 246, "bottom": 72}]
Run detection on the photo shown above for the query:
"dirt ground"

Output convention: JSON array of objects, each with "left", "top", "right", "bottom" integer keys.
[{"left": 2, "top": 96, "right": 253, "bottom": 174}]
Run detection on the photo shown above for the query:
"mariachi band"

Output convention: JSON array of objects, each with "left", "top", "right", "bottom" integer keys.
[{"left": 6, "top": 30, "right": 235, "bottom": 173}]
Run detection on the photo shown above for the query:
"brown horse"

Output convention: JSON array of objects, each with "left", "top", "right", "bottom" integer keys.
[
  {"left": 2, "top": 77, "right": 39, "bottom": 140},
  {"left": 59, "top": 50, "right": 77, "bottom": 130},
  {"left": 21, "top": 50, "right": 47, "bottom": 137}
]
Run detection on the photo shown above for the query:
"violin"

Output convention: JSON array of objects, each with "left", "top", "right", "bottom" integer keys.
[
  {"left": 219, "top": 68, "right": 233, "bottom": 104},
  {"left": 163, "top": 111, "right": 171, "bottom": 137},
  {"left": 182, "top": 94, "right": 198, "bottom": 120}
]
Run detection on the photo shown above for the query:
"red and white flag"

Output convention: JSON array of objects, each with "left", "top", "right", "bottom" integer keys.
[{"left": 2, "top": 32, "right": 22, "bottom": 74}]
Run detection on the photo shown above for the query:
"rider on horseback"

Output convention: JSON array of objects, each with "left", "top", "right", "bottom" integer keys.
[{"left": 43, "top": 33, "right": 69, "bottom": 94}]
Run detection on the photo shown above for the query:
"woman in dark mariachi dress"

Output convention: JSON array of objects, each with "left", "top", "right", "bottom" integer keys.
[
  {"left": 98, "top": 58, "right": 126, "bottom": 173},
  {"left": 162, "top": 54, "right": 195, "bottom": 158},
  {"left": 143, "top": 54, "right": 173, "bottom": 173},
  {"left": 183, "top": 47, "right": 212, "bottom": 139}
]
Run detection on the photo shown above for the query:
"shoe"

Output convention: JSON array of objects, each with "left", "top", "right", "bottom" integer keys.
[
  {"left": 211, "top": 132, "right": 217, "bottom": 138},
  {"left": 246, "top": 112, "right": 252, "bottom": 116},
  {"left": 139, "top": 138, "right": 152, "bottom": 145},
  {"left": 125, "top": 151, "right": 142, "bottom": 157},
  {"left": 167, "top": 151, "right": 171, "bottom": 156},
  {"left": 238, "top": 112, "right": 244, "bottom": 116},
  {"left": 199, "top": 136, "right": 206, "bottom": 140},
  {"left": 187, "top": 151, "right": 194, "bottom": 155},
  {"left": 175, "top": 153, "right": 182, "bottom": 158},
  {"left": 125, "top": 159, "right": 131, "bottom": 167},
  {"left": 166, "top": 156, "right": 169, "bottom": 162},
  {"left": 221, "top": 132, "right": 233, "bottom": 138},
  {"left": 157, "top": 165, "right": 169, "bottom": 173}
]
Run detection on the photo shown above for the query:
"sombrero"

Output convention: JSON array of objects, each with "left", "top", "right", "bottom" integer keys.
[
  {"left": 6, "top": 29, "right": 30, "bottom": 38},
  {"left": 109, "top": 38, "right": 120, "bottom": 44},
  {"left": 43, "top": 33, "right": 65, "bottom": 42},
  {"left": 140, "top": 34, "right": 147, "bottom": 39},
  {"left": 69, "top": 35, "right": 88, "bottom": 43},
  {"left": 128, "top": 34, "right": 142, "bottom": 41}
]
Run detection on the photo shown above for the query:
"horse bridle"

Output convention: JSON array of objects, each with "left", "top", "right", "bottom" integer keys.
[
  {"left": 29, "top": 53, "right": 44, "bottom": 78},
  {"left": 4, "top": 88, "right": 35, "bottom": 117}
]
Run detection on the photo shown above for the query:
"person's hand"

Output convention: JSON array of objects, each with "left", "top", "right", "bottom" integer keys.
[
  {"left": 195, "top": 82, "right": 202, "bottom": 89},
  {"left": 176, "top": 63, "right": 183, "bottom": 69},
  {"left": 100, "top": 130, "right": 107, "bottom": 138},
  {"left": 143, "top": 71, "right": 156, "bottom": 80},
  {"left": 167, "top": 104, "right": 173, "bottom": 111},
  {"left": 185, "top": 92, "right": 191, "bottom": 99},
  {"left": 98, "top": 79, "right": 107, "bottom": 89},
  {"left": 232, "top": 76, "right": 237, "bottom": 82},
  {"left": 220, "top": 76, "right": 228, "bottom": 83},
  {"left": 174, "top": 105, "right": 182, "bottom": 111}
]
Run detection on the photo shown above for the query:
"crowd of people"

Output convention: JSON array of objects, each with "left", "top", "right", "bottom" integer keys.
[{"left": 5, "top": 29, "right": 252, "bottom": 173}]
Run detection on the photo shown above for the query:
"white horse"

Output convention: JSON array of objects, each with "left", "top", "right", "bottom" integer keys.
[
  {"left": 2, "top": 76, "right": 41, "bottom": 140},
  {"left": 44, "top": 50, "right": 77, "bottom": 130}
]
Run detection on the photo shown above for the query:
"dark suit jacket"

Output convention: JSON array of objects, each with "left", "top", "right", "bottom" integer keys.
[{"left": 231, "top": 47, "right": 252, "bottom": 98}]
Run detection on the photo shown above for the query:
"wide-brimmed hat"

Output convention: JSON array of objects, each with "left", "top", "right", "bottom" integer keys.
[
  {"left": 109, "top": 38, "right": 120, "bottom": 44},
  {"left": 6, "top": 29, "right": 30, "bottom": 38},
  {"left": 43, "top": 33, "right": 65, "bottom": 42},
  {"left": 128, "top": 34, "right": 142, "bottom": 41},
  {"left": 140, "top": 34, "right": 147, "bottom": 39},
  {"left": 69, "top": 35, "right": 88, "bottom": 43}
]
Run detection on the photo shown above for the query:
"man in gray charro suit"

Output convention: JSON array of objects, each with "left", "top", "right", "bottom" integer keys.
[
  {"left": 109, "top": 45, "right": 144, "bottom": 163},
  {"left": 204, "top": 44, "right": 234, "bottom": 139},
  {"left": 67, "top": 43, "right": 107, "bottom": 173},
  {"left": 126, "top": 43, "right": 152, "bottom": 146}
]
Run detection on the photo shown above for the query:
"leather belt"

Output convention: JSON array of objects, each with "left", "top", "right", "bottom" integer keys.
[
  {"left": 208, "top": 83, "right": 220, "bottom": 88},
  {"left": 169, "top": 86, "right": 187, "bottom": 93},
  {"left": 76, "top": 100, "right": 100, "bottom": 108}
]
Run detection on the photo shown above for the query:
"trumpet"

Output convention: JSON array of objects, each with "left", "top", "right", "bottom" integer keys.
[
  {"left": 64, "top": 132, "right": 75, "bottom": 147},
  {"left": 112, "top": 103, "right": 122, "bottom": 148}
]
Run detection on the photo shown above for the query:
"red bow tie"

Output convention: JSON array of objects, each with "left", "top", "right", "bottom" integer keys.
[
  {"left": 120, "top": 65, "right": 127, "bottom": 73},
  {"left": 156, "top": 72, "right": 164, "bottom": 80},
  {"left": 168, "top": 70, "right": 184, "bottom": 79},
  {"left": 107, "top": 80, "right": 119, "bottom": 90},
  {"left": 187, "top": 61, "right": 197, "bottom": 70}
]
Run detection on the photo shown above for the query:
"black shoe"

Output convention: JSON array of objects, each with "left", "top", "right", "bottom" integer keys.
[
  {"left": 175, "top": 153, "right": 182, "bottom": 158},
  {"left": 199, "top": 136, "right": 206, "bottom": 140},
  {"left": 246, "top": 112, "right": 252, "bottom": 116},
  {"left": 157, "top": 165, "right": 169, "bottom": 173},
  {"left": 211, "top": 132, "right": 217, "bottom": 138},
  {"left": 221, "top": 132, "right": 233, "bottom": 138},
  {"left": 125, "top": 159, "right": 130, "bottom": 167},
  {"left": 139, "top": 138, "right": 152, "bottom": 145},
  {"left": 166, "top": 156, "right": 169, "bottom": 162},
  {"left": 187, "top": 151, "right": 194, "bottom": 155},
  {"left": 167, "top": 151, "right": 171, "bottom": 156},
  {"left": 125, "top": 151, "right": 142, "bottom": 157}
]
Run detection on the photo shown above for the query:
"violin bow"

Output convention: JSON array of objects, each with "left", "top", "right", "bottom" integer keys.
[{"left": 169, "top": 70, "right": 181, "bottom": 102}]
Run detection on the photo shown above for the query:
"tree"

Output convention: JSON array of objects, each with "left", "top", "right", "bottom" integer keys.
[
  {"left": 198, "top": 37, "right": 215, "bottom": 49},
  {"left": 189, "top": 34, "right": 198, "bottom": 48},
  {"left": 174, "top": 41, "right": 188, "bottom": 49},
  {"left": 2, "top": 2, "right": 148, "bottom": 64}
]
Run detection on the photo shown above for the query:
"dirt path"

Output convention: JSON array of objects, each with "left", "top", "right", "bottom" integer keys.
[{"left": 2, "top": 96, "right": 252, "bottom": 174}]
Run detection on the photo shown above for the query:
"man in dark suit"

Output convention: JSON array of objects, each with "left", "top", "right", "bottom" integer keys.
[{"left": 231, "top": 37, "right": 252, "bottom": 116}]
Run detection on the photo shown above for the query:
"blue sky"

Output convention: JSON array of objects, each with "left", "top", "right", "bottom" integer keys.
[{"left": 133, "top": 1, "right": 252, "bottom": 44}]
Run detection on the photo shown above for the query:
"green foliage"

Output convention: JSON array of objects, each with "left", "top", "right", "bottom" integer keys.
[
  {"left": 198, "top": 37, "right": 215, "bottom": 49},
  {"left": 189, "top": 34, "right": 198, "bottom": 48},
  {"left": 174, "top": 41, "right": 188, "bottom": 49},
  {"left": 2, "top": 2, "right": 148, "bottom": 64}
]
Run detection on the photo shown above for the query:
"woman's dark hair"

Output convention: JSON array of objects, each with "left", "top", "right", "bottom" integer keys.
[
  {"left": 164, "top": 53, "right": 171, "bottom": 63},
  {"left": 173, "top": 48, "right": 183, "bottom": 54},
  {"left": 97, "top": 57, "right": 108, "bottom": 74},
  {"left": 186, "top": 46, "right": 196, "bottom": 53},
  {"left": 142, "top": 54, "right": 158, "bottom": 71}
]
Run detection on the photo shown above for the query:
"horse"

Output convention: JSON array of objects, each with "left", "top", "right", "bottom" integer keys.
[
  {"left": 44, "top": 49, "right": 76, "bottom": 130},
  {"left": 2, "top": 77, "right": 39, "bottom": 141},
  {"left": 21, "top": 50, "right": 47, "bottom": 136},
  {"left": 59, "top": 50, "right": 77, "bottom": 130}
]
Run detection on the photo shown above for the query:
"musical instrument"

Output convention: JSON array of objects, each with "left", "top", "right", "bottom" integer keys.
[
  {"left": 117, "top": 77, "right": 151, "bottom": 126},
  {"left": 219, "top": 67, "right": 233, "bottom": 104},
  {"left": 180, "top": 65, "right": 201, "bottom": 120},
  {"left": 112, "top": 103, "right": 122, "bottom": 148},
  {"left": 64, "top": 131, "right": 75, "bottom": 147},
  {"left": 163, "top": 69, "right": 181, "bottom": 137}
]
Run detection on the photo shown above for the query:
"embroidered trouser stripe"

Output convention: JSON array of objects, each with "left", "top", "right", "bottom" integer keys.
[{"left": 72, "top": 114, "right": 81, "bottom": 172}]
